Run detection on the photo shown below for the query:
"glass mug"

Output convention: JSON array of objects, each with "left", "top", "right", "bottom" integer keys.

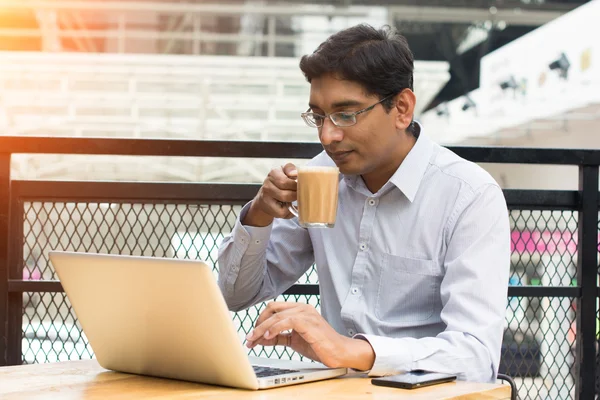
[{"left": 288, "top": 166, "right": 339, "bottom": 228}]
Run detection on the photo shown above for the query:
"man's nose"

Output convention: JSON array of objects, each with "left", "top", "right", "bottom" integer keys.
[{"left": 319, "top": 117, "right": 344, "bottom": 146}]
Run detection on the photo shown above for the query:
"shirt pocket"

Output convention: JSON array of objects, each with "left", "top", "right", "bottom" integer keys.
[{"left": 375, "top": 253, "right": 442, "bottom": 324}]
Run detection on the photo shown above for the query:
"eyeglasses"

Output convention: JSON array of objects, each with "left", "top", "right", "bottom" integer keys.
[{"left": 301, "top": 94, "right": 394, "bottom": 128}]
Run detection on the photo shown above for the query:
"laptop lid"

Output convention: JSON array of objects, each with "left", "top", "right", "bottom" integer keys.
[{"left": 49, "top": 251, "right": 260, "bottom": 389}]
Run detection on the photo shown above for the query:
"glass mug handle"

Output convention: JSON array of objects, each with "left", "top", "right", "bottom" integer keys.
[
  {"left": 287, "top": 175, "right": 299, "bottom": 217},
  {"left": 288, "top": 202, "right": 299, "bottom": 218}
]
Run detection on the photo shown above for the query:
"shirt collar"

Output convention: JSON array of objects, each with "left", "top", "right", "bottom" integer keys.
[
  {"left": 388, "top": 123, "right": 433, "bottom": 202},
  {"left": 341, "top": 122, "right": 433, "bottom": 201}
]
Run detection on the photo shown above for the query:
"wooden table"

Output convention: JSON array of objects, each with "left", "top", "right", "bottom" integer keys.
[{"left": 0, "top": 360, "right": 511, "bottom": 399}]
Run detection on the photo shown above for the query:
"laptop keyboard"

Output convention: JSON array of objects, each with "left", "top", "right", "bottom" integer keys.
[{"left": 252, "top": 365, "right": 300, "bottom": 378}]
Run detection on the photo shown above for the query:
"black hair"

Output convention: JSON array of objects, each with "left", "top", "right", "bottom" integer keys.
[{"left": 299, "top": 24, "right": 418, "bottom": 137}]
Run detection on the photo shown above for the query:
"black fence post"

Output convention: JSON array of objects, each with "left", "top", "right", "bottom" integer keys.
[
  {"left": 7, "top": 185, "right": 23, "bottom": 365},
  {"left": 0, "top": 153, "right": 10, "bottom": 366},
  {"left": 576, "top": 165, "right": 598, "bottom": 400}
]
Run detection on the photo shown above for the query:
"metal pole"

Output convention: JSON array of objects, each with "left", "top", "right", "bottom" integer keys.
[
  {"left": 0, "top": 153, "right": 10, "bottom": 366},
  {"left": 6, "top": 185, "right": 23, "bottom": 365},
  {"left": 575, "top": 165, "right": 598, "bottom": 399}
]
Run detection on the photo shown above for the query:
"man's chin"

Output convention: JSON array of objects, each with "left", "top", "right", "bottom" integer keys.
[
  {"left": 330, "top": 152, "right": 361, "bottom": 174},
  {"left": 335, "top": 163, "right": 362, "bottom": 176}
]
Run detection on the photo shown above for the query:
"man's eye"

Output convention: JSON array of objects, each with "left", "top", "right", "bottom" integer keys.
[{"left": 337, "top": 113, "right": 354, "bottom": 121}]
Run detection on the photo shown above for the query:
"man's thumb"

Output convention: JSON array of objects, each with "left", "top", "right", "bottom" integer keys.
[{"left": 282, "top": 163, "right": 298, "bottom": 178}]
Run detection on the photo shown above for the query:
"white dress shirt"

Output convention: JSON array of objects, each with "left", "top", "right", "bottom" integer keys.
[{"left": 217, "top": 129, "right": 510, "bottom": 382}]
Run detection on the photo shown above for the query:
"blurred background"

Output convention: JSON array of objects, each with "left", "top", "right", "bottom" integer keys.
[
  {"left": 1, "top": 1, "right": 598, "bottom": 399},
  {"left": 1, "top": 0, "right": 597, "bottom": 187}
]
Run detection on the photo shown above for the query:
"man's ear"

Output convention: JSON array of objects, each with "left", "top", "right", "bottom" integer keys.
[{"left": 394, "top": 89, "right": 416, "bottom": 131}]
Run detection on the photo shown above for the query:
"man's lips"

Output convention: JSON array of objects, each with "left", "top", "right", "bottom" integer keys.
[{"left": 328, "top": 150, "right": 353, "bottom": 161}]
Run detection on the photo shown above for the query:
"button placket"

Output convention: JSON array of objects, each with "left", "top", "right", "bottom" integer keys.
[{"left": 341, "top": 194, "right": 378, "bottom": 336}]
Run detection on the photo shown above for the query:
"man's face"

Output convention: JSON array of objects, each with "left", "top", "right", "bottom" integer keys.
[{"left": 308, "top": 74, "right": 406, "bottom": 178}]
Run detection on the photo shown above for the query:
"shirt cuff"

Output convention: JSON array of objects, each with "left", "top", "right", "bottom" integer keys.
[
  {"left": 353, "top": 334, "right": 414, "bottom": 377},
  {"left": 232, "top": 201, "right": 273, "bottom": 255}
]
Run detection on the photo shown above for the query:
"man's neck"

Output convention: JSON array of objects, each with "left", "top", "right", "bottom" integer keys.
[{"left": 361, "top": 134, "right": 417, "bottom": 194}]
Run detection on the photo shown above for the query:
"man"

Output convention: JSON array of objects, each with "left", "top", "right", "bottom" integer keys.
[{"left": 217, "top": 24, "right": 510, "bottom": 382}]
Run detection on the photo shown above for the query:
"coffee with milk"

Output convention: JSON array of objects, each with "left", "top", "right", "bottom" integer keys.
[{"left": 289, "top": 166, "right": 339, "bottom": 228}]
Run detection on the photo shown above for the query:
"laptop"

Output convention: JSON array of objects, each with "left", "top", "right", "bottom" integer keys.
[{"left": 49, "top": 251, "right": 347, "bottom": 390}]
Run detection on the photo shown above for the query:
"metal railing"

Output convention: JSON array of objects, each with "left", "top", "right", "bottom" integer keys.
[{"left": 0, "top": 136, "right": 598, "bottom": 399}]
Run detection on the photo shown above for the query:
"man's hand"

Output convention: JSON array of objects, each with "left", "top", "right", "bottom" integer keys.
[
  {"left": 245, "top": 302, "right": 376, "bottom": 371},
  {"left": 242, "top": 163, "right": 298, "bottom": 227}
]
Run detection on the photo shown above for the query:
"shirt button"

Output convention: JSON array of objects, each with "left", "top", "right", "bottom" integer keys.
[
  {"left": 255, "top": 239, "right": 261, "bottom": 244},
  {"left": 351, "top": 287, "right": 359, "bottom": 295},
  {"left": 368, "top": 199, "right": 376, "bottom": 206},
  {"left": 348, "top": 329, "right": 355, "bottom": 336},
  {"left": 359, "top": 243, "right": 367, "bottom": 251}
]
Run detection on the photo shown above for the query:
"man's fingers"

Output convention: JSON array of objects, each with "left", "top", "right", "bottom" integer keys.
[
  {"left": 262, "top": 183, "right": 297, "bottom": 204},
  {"left": 282, "top": 163, "right": 298, "bottom": 179},
  {"left": 253, "top": 302, "right": 298, "bottom": 328},
  {"left": 263, "top": 320, "right": 299, "bottom": 340},
  {"left": 276, "top": 333, "right": 292, "bottom": 347},
  {"left": 257, "top": 179, "right": 297, "bottom": 219},
  {"left": 269, "top": 167, "right": 297, "bottom": 191},
  {"left": 251, "top": 165, "right": 298, "bottom": 220},
  {"left": 250, "top": 164, "right": 299, "bottom": 221},
  {"left": 246, "top": 333, "right": 291, "bottom": 349},
  {"left": 250, "top": 303, "right": 303, "bottom": 341},
  {"left": 246, "top": 336, "right": 278, "bottom": 348},
  {"left": 259, "top": 196, "right": 295, "bottom": 219}
]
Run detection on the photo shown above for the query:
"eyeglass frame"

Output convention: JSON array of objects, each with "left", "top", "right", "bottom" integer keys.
[{"left": 300, "top": 93, "right": 396, "bottom": 128}]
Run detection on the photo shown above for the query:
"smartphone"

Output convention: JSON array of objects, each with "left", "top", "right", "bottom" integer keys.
[{"left": 371, "top": 371, "right": 457, "bottom": 390}]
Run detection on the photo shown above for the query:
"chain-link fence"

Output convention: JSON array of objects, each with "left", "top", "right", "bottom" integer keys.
[
  {"left": 17, "top": 202, "right": 595, "bottom": 399},
  {"left": 21, "top": 202, "right": 320, "bottom": 364}
]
